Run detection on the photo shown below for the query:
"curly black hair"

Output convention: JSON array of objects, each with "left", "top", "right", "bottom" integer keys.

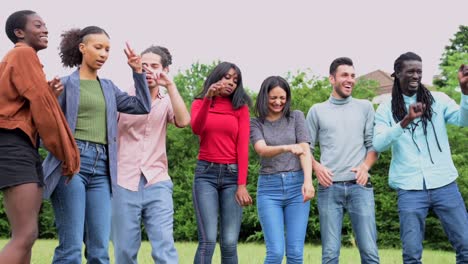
[{"left": 59, "top": 26, "right": 109, "bottom": 68}]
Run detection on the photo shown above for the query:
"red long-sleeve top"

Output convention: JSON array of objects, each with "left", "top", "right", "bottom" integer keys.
[{"left": 191, "top": 96, "right": 250, "bottom": 184}]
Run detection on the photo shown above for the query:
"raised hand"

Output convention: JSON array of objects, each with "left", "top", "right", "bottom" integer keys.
[
  {"left": 124, "top": 42, "right": 142, "bottom": 73},
  {"left": 458, "top": 64, "right": 468, "bottom": 95},
  {"left": 408, "top": 102, "right": 425, "bottom": 120},
  {"left": 143, "top": 65, "right": 174, "bottom": 88},
  {"left": 205, "top": 81, "right": 223, "bottom": 98},
  {"left": 48, "top": 76, "right": 63, "bottom": 97},
  {"left": 401, "top": 102, "right": 425, "bottom": 128}
]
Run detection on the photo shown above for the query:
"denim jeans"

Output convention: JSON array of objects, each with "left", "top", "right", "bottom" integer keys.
[
  {"left": 111, "top": 177, "right": 178, "bottom": 264},
  {"left": 51, "top": 140, "right": 111, "bottom": 264},
  {"left": 317, "top": 182, "right": 379, "bottom": 264},
  {"left": 257, "top": 170, "right": 310, "bottom": 264},
  {"left": 192, "top": 160, "right": 243, "bottom": 264},
  {"left": 397, "top": 181, "right": 468, "bottom": 264}
]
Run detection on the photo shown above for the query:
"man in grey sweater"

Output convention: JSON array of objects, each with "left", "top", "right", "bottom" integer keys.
[{"left": 306, "top": 57, "right": 379, "bottom": 264}]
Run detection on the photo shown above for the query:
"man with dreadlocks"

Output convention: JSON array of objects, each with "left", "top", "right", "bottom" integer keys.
[{"left": 374, "top": 52, "right": 468, "bottom": 264}]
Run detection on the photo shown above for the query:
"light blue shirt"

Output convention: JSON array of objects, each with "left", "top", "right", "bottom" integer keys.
[{"left": 373, "top": 92, "right": 468, "bottom": 190}]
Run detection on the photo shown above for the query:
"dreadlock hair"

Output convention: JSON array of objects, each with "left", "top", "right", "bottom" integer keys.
[
  {"left": 391, "top": 51, "right": 441, "bottom": 163},
  {"left": 141, "top": 45, "right": 172, "bottom": 68},
  {"left": 5, "top": 10, "right": 36, "bottom": 44},
  {"left": 59, "top": 26, "right": 109, "bottom": 68}
]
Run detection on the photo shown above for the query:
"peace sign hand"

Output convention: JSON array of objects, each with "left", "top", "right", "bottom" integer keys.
[
  {"left": 124, "top": 42, "right": 142, "bottom": 73},
  {"left": 143, "top": 65, "right": 174, "bottom": 88}
]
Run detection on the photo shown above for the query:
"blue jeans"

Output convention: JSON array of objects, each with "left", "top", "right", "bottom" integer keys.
[
  {"left": 257, "top": 170, "right": 310, "bottom": 264},
  {"left": 317, "top": 182, "right": 379, "bottom": 264},
  {"left": 51, "top": 140, "right": 111, "bottom": 264},
  {"left": 398, "top": 181, "right": 468, "bottom": 264},
  {"left": 192, "top": 160, "right": 243, "bottom": 264},
  {"left": 111, "top": 177, "right": 178, "bottom": 264}
]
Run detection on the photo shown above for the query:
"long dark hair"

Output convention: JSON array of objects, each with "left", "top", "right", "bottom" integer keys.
[
  {"left": 59, "top": 26, "right": 109, "bottom": 68},
  {"left": 254, "top": 76, "right": 291, "bottom": 122},
  {"left": 391, "top": 52, "right": 441, "bottom": 163},
  {"left": 196, "top": 62, "right": 252, "bottom": 109}
]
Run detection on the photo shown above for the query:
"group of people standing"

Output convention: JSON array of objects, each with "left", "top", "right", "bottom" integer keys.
[{"left": 0, "top": 9, "right": 467, "bottom": 264}]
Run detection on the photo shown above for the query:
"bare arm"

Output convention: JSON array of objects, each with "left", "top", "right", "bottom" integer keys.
[
  {"left": 253, "top": 140, "right": 303, "bottom": 158},
  {"left": 166, "top": 83, "right": 190, "bottom": 127},
  {"left": 298, "top": 142, "right": 314, "bottom": 201}
]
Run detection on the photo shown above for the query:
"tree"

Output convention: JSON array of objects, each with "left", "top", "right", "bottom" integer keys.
[{"left": 434, "top": 25, "right": 468, "bottom": 90}]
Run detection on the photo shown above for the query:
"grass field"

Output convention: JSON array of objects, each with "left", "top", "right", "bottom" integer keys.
[{"left": 0, "top": 239, "right": 455, "bottom": 263}]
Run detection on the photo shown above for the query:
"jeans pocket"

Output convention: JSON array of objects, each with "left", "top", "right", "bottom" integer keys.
[
  {"left": 318, "top": 184, "right": 329, "bottom": 191},
  {"left": 358, "top": 182, "right": 373, "bottom": 190},
  {"left": 195, "top": 161, "right": 212, "bottom": 174},
  {"left": 227, "top": 164, "right": 238, "bottom": 175}
]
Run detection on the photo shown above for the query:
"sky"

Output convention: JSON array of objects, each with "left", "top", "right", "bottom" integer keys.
[{"left": 1, "top": 0, "right": 467, "bottom": 91}]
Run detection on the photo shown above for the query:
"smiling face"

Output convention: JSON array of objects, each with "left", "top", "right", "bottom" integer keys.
[
  {"left": 267, "top": 86, "right": 287, "bottom": 116},
  {"left": 16, "top": 13, "right": 48, "bottom": 51},
  {"left": 79, "top": 33, "right": 110, "bottom": 71},
  {"left": 330, "top": 65, "right": 355, "bottom": 99},
  {"left": 397, "top": 60, "right": 422, "bottom": 96},
  {"left": 218, "top": 68, "right": 238, "bottom": 97}
]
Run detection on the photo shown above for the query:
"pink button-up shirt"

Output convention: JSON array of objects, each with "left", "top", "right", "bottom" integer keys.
[{"left": 117, "top": 90, "right": 174, "bottom": 191}]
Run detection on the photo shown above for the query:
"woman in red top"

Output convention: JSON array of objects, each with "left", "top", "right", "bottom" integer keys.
[{"left": 191, "top": 62, "right": 252, "bottom": 264}]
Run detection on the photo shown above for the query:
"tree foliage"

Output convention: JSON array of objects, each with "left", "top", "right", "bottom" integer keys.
[{"left": 434, "top": 25, "right": 468, "bottom": 89}]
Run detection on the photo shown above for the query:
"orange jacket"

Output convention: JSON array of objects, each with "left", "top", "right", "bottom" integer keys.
[{"left": 0, "top": 43, "right": 79, "bottom": 176}]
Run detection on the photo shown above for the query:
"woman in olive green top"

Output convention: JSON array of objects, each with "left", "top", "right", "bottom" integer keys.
[{"left": 42, "top": 26, "right": 151, "bottom": 263}]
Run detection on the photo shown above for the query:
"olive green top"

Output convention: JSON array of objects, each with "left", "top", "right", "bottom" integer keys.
[{"left": 74, "top": 79, "right": 107, "bottom": 144}]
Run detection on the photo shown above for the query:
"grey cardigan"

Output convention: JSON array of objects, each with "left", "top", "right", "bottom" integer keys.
[{"left": 42, "top": 69, "right": 151, "bottom": 198}]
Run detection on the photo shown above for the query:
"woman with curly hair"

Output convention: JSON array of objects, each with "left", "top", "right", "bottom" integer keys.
[{"left": 42, "top": 26, "right": 151, "bottom": 263}]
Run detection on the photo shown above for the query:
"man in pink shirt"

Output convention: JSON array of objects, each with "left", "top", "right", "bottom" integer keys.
[{"left": 111, "top": 45, "right": 190, "bottom": 264}]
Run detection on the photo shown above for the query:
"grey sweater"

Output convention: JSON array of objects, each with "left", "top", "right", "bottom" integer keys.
[
  {"left": 250, "top": 110, "right": 310, "bottom": 174},
  {"left": 306, "top": 96, "right": 375, "bottom": 182}
]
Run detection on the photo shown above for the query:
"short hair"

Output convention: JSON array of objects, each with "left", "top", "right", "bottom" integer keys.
[
  {"left": 5, "top": 10, "right": 36, "bottom": 43},
  {"left": 59, "top": 26, "right": 110, "bottom": 68},
  {"left": 141, "top": 45, "right": 172, "bottom": 68},
  {"left": 329, "top": 57, "right": 354, "bottom": 75},
  {"left": 254, "top": 76, "right": 291, "bottom": 122}
]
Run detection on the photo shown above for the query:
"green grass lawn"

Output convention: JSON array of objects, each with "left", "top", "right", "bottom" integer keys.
[{"left": 0, "top": 239, "right": 455, "bottom": 263}]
